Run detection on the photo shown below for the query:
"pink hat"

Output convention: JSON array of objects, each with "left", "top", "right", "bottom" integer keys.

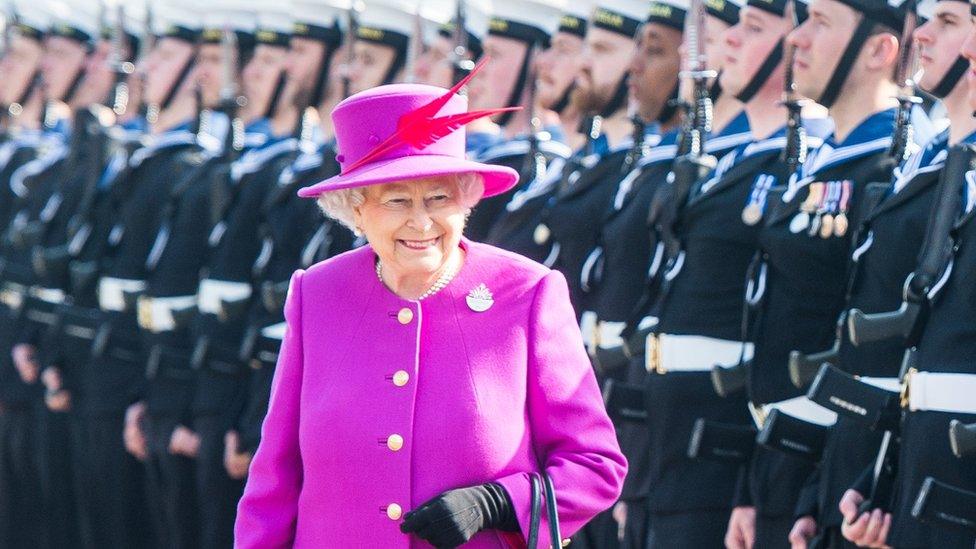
[{"left": 297, "top": 60, "right": 521, "bottom": 199}]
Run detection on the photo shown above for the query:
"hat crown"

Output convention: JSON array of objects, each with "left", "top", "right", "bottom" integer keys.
[{"left": 332, "top": 84, "right": 469, "bottom": 174}]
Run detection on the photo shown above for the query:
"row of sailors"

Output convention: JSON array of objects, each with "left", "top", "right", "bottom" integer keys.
[{"left": 1, "top": 0, "right": 976, "bottom": 547}]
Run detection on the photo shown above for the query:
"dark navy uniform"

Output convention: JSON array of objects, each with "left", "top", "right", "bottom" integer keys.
[
  {"left": 233, "top": 143, "right": 354, "bottom": 457},
  {"left": 744, "top": 110, "right": 899, "bottom": 546},
  {"left": 471, "top": 136, "right": 572, "bottom": 244},
  {"left": 884, "top": 144, "right": 976, "bottom": 549},
  {"left": 94, "top": 124, "right": 207, "bottom": 549},
  {"left": 804, "top": 130, "right": 955, "bottom": 544},
  {"left": 185, "top": 135, "right": 301, "bottom": 548}
]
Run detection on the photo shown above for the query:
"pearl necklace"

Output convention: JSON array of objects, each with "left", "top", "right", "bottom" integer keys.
[{"left": 376, "top": 255, "right": 460, "bottom": 301}]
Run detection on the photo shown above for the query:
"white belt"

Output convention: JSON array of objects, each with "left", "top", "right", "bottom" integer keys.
[
  {"left": 580, "top": 311, "right": 598, "bottom": 351},
  {"left": 0, "top": 283, "right": 26, "bottom": 310},
  {"left": 907, "top": 371, "right": 976, "bottom": 415},
  {"left": 98, "top": 277, "right": 146, "bottom": 312},
  {"left": 137, "top": 295, "right": 196, "bottom": 333},
  {"left": 858, "top": 376, "right": 901, "bottom": 393},
  {"left": 761, "top": 396, "right": 838, "bottom": 427},
  {"left": 646, "top": 333, "right": 753, "bottom": 374},
  {"left": 595, "top": 321, "right": 626, "bottom": 349},
  {"left": 260, "top": 322, "right": 287, "bottom": 340},
  {"left": 30, "top": 287, "right": 66, "bottom": 304},
  {"left": 198, "top": 279, "right": 252, "bottom": 315}
]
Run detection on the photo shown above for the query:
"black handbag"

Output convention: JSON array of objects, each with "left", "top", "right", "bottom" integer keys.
[{"left": 527, "top": 473, "right": 564, "bottom": 548}]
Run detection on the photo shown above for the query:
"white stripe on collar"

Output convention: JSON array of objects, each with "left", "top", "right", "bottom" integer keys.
[
  {"left": 476, "top": 139, "right": 573, "bottom": 162},
  {"left": 784, "top": 136, "right": 893, "bottom": 202},
  {"left": 129, "top": 131, "right": 199, "bottom": 167},
  {"left": 893, "top": 149, "right": 947, "bottom": 194},
  {"left": 9, "top": 142, "right": 69, "bottom": 198},
  {"left": 231, "top": 138, "right": 299, "bottom": 181},
  {"left": 705, "top": 131, "right": 753, "bottom": 154}
]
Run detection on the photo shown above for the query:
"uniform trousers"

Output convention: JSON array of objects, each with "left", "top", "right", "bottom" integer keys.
[
  {"left": 145, "top": 414, "right": 199, "bottom": 549},
  {"left": 193, "top": 413, "right": 245, "bottom": 549},
  {"left": 75, "top": 411, "right": 153, "bottom": 548}
]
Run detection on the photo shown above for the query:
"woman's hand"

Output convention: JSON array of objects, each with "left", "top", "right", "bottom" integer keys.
[{"left": 400, "top": 483, "right": 517, "bottom": 548}]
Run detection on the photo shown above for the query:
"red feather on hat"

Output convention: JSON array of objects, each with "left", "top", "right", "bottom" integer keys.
[{"left": 342, "top": 57, "right": 521, "bottom": 174}]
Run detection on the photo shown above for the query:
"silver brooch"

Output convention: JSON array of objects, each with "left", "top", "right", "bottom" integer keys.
[{"left": 466, "top": 283, "right": 494, "bottom": 312}]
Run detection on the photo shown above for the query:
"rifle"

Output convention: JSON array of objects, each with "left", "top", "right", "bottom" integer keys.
[
  {"left": 912, "top": 477, "right": 976, "bottom": 533},
  {"left": 848, "top": 144, "right": 976, "bottom": 346},
  {"left": 788, "top": 314, "right": 842, "bottom": 389},
  {"left": 139, "top": 3, "right": 160, "bottom": 124},
  {"left": 106, "top": 3, "right": 135, "bottom": 117},
  {"left": 450, "top": 0, "right": 475, "bottom": 85},
  {"left": 518, "top": 42, "right": 546, "bottom": 186},
  {"left": 216, "top": 25, "right": 244, "bottom": 161},
  {"left": 780, "top": 0, "right": 807, "bottom": 178},
  {"left": 888, "top": 0, "right": 922, "bottom": 161},
  {"left": 656, "top": 0, "right": 717, "bottom": 260},
  {"left": 341, "top": 2, "right": 361, "bottom": 100}
]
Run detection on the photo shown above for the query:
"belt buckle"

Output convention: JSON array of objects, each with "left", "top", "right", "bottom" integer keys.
[
  {"left": 645, "top": 333, "right": 666, "bottom": 374},
  {"left": 900, "top": 367, "right": 916, "bottom": 409},
  {"left": 0, "top": 289, "right": 24, "bottom": 311},
  {"left": 137, "top": 296, "right": 154, "bottom": 332}
]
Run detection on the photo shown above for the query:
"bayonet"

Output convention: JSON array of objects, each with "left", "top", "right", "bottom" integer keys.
[
  {"left": 889, "top": 0, "right": 922, "bottom": 160},
  {"left": 342, "top": 1, "right": 362, "bottom": 99},
  {"left": 781, "top": 0, "right": 807, "bottom": 177}
]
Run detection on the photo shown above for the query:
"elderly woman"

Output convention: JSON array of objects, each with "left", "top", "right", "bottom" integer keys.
[{"left": 234, "top": 65, "right": 626, "bottom": 548}]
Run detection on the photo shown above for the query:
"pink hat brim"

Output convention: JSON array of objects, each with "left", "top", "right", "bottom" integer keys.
[{"left": 297, "top": 154, "right": 520, "bottom": 199}]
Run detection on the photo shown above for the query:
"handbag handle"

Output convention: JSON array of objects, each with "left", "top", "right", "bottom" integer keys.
[{"left": 527, "top": 472, "right": 563, "bottom": 548}]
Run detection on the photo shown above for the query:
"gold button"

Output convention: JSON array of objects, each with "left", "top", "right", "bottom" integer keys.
[
  {"left": 387, "top": 434, "right": 404, "bottom": 451},
  {"left": 397, "top": 308, "right": 413, "bottom": 324},
  {"left": 393, "top": 370, "right": 409, "bottom": 387},
  {"left": 387, "top": 503, "right": 402, "bottom": 520}
]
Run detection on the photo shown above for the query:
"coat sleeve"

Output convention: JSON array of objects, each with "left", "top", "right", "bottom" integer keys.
[
  {"left": 495, "top": 270, "right": 627, "bottom": 548},
  {"left": 234, "top": 270, "right": 305, "bottom": 549}
]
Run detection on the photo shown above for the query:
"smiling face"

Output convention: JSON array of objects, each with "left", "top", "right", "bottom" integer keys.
[{"left": 353, "top": 177, "right": 470, "bottom": 282}]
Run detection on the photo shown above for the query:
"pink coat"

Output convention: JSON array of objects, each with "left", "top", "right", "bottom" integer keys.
[{"left": 235, "top": 239, "right": 626, "bottom": 548}]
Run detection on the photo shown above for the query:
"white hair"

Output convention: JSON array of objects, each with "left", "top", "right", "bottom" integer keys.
[{"left": 316, "top": 173, "right": 485, "bottom": 233}]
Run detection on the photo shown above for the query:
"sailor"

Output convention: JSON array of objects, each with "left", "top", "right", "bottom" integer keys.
[
  {"left": 789, "top": 0, "right": 976, "bottom": 546},
  {"left": 227, "top": 0, "right": 356, "bottom": 490},
  {"left": 78, "top": 3, "right": 209, "bottom": 547},
  {"left": 837, "top": 1, "right": 976, "bottom": 546},
  {"left": 465, "top": 0, "right": 572, "bottom": 242},
  {"left": 591, "top": 0, "right": 757, "bottom": 544},
  {"left": 731, "top": 0, "right": 931, "bottom": 545},
  {"left": 0, "top": 5, "right": 57, "bottom": 546}
]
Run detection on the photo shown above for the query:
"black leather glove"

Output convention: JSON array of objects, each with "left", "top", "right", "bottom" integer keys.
[{"left": 400, "top": 483, "right": 518, "bottom": 548}]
